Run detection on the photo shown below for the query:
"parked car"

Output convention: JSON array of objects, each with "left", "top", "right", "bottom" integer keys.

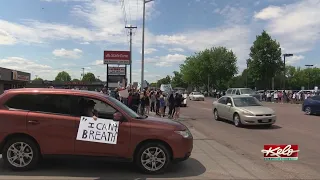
[
  {"left": 0, "top": 88, "right": 193, "bottom": 174},
  {"left": 225, "top": 88, "right": 261, "bottom": 101},
  {"left": 212, "top": 95, "right": 276, "bottom": 127},
  {"left": 302, "top": 95, "right": 320, "bottom": 115},
  {"left": 189, "top": 92, "right": 205, "bottom": 101}
]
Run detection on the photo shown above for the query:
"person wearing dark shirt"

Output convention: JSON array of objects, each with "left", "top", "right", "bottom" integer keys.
[
  {"left": 145, "top": 91, "right": 150, "bottom": 115},
  {"left": 140, "top": 92, "right": 146, "bottom": 115},
  {"left": 155, "top": 92, "right": 160, "bottom": 116},
  {"left": 174, "top": 93, "right": 184, "bottom": 120},
  {"left": 168, "top": 93, "right": 175, "bottom": 118},
  {"left": 128, "top": 92, "right": 133, "bottom": 108}
]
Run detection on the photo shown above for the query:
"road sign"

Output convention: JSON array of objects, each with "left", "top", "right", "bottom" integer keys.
[
  {"left": 108, "top": 67, "right": 126, "bottom": 76},
  {"left": 104, "top": 51, "right": 130, "bottom": 65}
]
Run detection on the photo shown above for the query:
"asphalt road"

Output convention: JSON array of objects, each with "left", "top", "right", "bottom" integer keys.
[
  {"left": 0, "top": 98, "right": 319, "bottom": 179},
  {"left": 181, "top": 97, "right": 320, "bottom": 179}
]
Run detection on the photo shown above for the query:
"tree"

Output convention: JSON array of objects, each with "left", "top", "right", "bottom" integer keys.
[
  {"left": 82, "top": 72, "right": 96, "bottom": 82},
  {"left": 156, "top": 75, "right": 171, "bottom": 87},
  {"left": 72, "top": 78, "right": 80, "bottom": 82},
  {"left": 180, "top": 46, "right": 238, "bottom": 90},
  {"left": 171, "top": 71, "right": 188, "bottom": 88},
  {"left": 55, "top": 71, "right": 71, "bottom": 82},
  {"left": 247, "top": 30, "right": 282, "bottom": 89},
  {"left": 33, "top": 77, "right": 43, "bottom": 81},
  {"left": 149, "top": 82, "right": 157, "bottom": 87}
]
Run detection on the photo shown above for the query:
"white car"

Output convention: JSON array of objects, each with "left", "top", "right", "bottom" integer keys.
[
  {"left": 181, "top": 93, "right": 188, "bottom": 107},
  {"left": 189, "top": 92, "right": 205, "bottom": 101}
]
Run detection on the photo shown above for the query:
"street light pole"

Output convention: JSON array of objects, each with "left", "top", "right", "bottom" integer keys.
[
  {"left": 305, "top": 64, "right": 314, "bottom": 89},
  {"left": 283, "top": 53, "right": 293, "bottom": 90},
  {"left": 141, "top": 0, "right": 154, "bottom": 91}
]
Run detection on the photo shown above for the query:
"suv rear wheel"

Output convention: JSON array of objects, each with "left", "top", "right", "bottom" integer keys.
[
  {"left": 2, "top": 137, "right": 40, "bottom": 171},
  {"left": 135, "top": 142, "right": 171, "bottom": 174}
]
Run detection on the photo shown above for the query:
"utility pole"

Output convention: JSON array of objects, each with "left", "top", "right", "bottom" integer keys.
[
  {"left": 125, "top": 25, "right": 137, "bottom": 85},
  {"left": 81, "top": 68, "right": 85, "bottom": 80},
  {"left": 305, "top": 64, "right": 314, "bottom": 89},
  {"left": 283, "top": 53, "right": 293, "bottom": 90},
  {"left": 141, "top": 0, "right": 154, "bottom": 91}
]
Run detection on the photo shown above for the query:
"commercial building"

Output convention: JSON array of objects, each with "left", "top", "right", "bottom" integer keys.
[{"left": 0, "top": 67, "right": 31, "bottom": 94}]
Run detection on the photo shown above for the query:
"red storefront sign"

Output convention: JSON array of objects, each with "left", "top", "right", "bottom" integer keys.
[{"left": 104, "top": 51, "right": 130, "bottom": 65}]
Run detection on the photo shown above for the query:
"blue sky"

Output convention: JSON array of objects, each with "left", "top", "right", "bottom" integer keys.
[{"left": 0, "top": 0, "right": 319, "bottom": 83}]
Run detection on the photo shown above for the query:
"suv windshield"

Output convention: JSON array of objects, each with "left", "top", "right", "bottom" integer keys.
[
  {"left": 193, "top": 92, "right": 201, "bottom": 95},
  {"left": 106, "top": 95, "right": 142, "bottom": 119},
  {"left": 240, "top": 88, "right": 255, "bottom": 94},
  {"left": 233, "top": 97, "right": 261, "bottom": 107}
]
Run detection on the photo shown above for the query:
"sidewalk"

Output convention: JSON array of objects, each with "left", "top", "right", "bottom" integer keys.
[{"left": 147, "top": 111, "right": 191, "bottom": 121}]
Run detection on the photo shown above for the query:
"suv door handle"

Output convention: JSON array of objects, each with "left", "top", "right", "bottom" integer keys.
[{"left": 28, "top": 120, "right": 40, "bottom": 125}]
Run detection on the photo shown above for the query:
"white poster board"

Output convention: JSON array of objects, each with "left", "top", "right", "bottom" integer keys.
[
  {"left": 160, "top": 84, "right": 173, "bottom": 93},
  {"left": 119, "top": 89, "right": 129, "bottom": 98},
  {"left": 76, "top": 116, "right": 119, "bottom": 144}
]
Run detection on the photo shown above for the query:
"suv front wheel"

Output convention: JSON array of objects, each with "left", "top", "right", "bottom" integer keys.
[
  {"left": 2, "top": 137, "right": 40, "bottom": 171},
  {"left": 135, "top": 142, "right": 171, "bottom": 174}
]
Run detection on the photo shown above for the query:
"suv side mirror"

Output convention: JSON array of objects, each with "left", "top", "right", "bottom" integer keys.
[
  {"left": 227, "top": 103, "right": 232, "bottom": 106},
  {"left": 113, "top": 112, "right": 124, "bottom": 121}
]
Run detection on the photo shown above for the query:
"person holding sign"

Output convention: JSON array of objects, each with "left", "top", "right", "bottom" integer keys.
[{"left": 80, "top": 99, "right": 98, "bottom": 120}]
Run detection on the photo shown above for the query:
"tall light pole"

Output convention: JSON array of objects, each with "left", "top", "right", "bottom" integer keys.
[
  {"left": 305, "top": 64, "right": 314, "bottom": 89},
  {"left": 283, "top": 53, "right": 293, "bottom": 90},
  {"left": 125, "top": 25, "right": 137, "bottom": 85},
  {"left": 141, "top": 0, "right": 154, "bottom": 91}
]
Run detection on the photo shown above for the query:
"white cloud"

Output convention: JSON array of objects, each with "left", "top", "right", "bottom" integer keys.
[
  {"left": 52, "top": 48, "right": 83, "bottom": 59},
  {"left": 255, "top": 0, "right": 320, "bottom": 54},
  {"left": 168, "top": 48, "right": 185, "bottom": 52},
  {"left": 0, "top": 57, "right": 54, "bottom": 79},
  {"left": 0, "top": 29, "right": 16, "bottom": 45},
  {"left": 0, "top": 0, "right": 157, "bottom": 46},
  {"left": 215, "top": 5, "right": 248, "bottom": 24},
  {"left": 254, "top": 6, "right": 283, "bottom": 20},
  {"left": 141, "top": 48, "right": 157, "bottom": 55},
  {"left": 92, "top": 60, "right": 103, "bottom": 65},
  {"left": 146, "top": 54, "right": 187, "bottom": 67},
  {"left": 287, "top": 55, "right": 305, "bottom": 65},
  {"left": 154, "top": 26, "right": 251, "bottom": 66}
]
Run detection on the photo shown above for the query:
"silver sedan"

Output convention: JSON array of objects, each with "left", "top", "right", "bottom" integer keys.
[{"left": 212, "top": 95, "right": 276, "bottom": 127}]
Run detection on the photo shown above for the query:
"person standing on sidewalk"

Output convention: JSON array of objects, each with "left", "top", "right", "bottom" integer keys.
[
  {"left": 168, "top": 93, "right": 175, "bottom": 118},
  {"left": 155, "top": 91, "right": 161, "bottom": 116},
  {"left": 164, "top": 94, "right": 169, "bottom": 116},
  {"left": 145, "top": 91, "right": 150, "bottom": 115},
  {"left": 150, "top": 92, "right": 156, "bottom": 112},
  {"left": 174, "top": 93, "right": 184, "bottom": 120},
  {"left": 159, "top": 94, "right": 165, "bottom": 117}
]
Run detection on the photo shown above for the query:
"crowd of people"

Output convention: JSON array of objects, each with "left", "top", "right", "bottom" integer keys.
[
  {"left": 99, "top": 87, "right": 185, "bottom": 120},
  {"left": 260, "top": 90, "right": 319, "bottom": 103}
]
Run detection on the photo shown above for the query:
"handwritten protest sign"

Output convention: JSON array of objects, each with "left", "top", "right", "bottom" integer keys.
[
  {"left": 160, "top": 84, "right": 173, "bottom": 93},
  {"left": 76, "top": 116, "right": 119, "bottom": 144}
]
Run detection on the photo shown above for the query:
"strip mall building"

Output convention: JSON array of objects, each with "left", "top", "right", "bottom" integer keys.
[{"left": 0, "top": 67, "right": 31, "bottom": 94}]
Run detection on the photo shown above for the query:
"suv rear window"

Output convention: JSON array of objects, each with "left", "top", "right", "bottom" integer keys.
[{"left": 5, "top": 94, "right": 71, "bottom": 115}]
